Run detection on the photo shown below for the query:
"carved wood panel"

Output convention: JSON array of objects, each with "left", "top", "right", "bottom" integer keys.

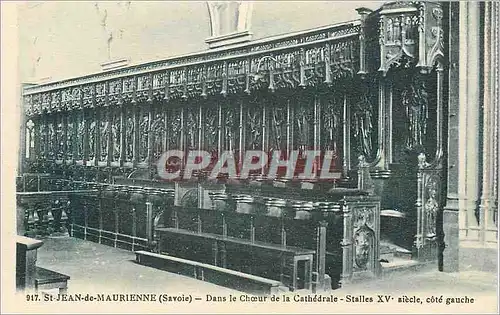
[
  {"left": 245, "top": 100, "right": 263, "bottom": 151},
  {"left": 87, "top": 112, "right": 97, "bottom": 162},
  {"left": 110, "top": 108, "right": 121, "bottom": 163},
  {"left": 293, "top": 96, "right": 314, "bottom": 150},
  {"left": 138, "top": 108, "right": 150, "bottom": 163},
  {"left": 150, "top": 107, "right": 166, "bottom": 162},
  {"left": 124, "top": 108, "right": 135, "bottom": 164},
  {"left": 166, "top": 107, "right": 183, "bottom": 151}
]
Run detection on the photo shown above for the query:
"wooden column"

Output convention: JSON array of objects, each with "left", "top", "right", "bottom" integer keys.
[
  {"left": 119, "top": 103, "right": 125, "bottom": 166},
  {"left": 316, "top": 220, "right": 328, "bottom": 291},
  {"left": 342, "top": 93, "right": 350, "bottom": 175}
]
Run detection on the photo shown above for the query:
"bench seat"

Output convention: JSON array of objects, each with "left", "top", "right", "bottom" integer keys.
[
  {"left": 35, "top": 267, "right": 70, "bottom": 294},
  {"left": 135, "top": 250, "right": 288, "bottom": 295}
]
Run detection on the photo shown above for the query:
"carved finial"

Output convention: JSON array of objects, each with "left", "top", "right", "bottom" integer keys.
[
  {"left": 417, "top": 152, "right": 427, "bottom": 168},
  {"left": 358, "top": 155, "right": 368, "bottom": 167}
]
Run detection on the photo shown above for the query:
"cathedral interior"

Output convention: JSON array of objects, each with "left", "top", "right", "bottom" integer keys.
[{"left": 13, "top": 1, "right": 498, "bottom": 297}]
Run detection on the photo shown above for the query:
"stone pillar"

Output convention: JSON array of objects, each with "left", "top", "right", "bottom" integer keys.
[
  {"left": 479, "top": 1, "right": 499, "bottom": 245},
  {"left": 442, "top": 2, "right": 460, "bottom": 272},
  {"left": 458, "top": 2, "right": 481, "bottom": 242}
]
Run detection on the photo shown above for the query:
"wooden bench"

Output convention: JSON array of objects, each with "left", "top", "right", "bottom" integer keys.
[
  {"left": 35, "top": 267, "right": 70, "bottom": 294},
  {"left": 156, "top": 227, "right": 314, "bottom": 291},
  {"left": 135, "top": 250, "right": 288, "bottom": 295}
]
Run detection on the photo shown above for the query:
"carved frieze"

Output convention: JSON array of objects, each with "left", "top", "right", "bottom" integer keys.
[
  {"left": 24, "top": 95, "right": 33, "bottom": 116},
  {"left": 186, "top": 66, "right": 204, "bottom": 99},
  {"left": 122, "top": 76, "right": 136, "bottom": 104},
  {"left": 169, "top": 69, "right": 186, "bottom": 100},
  {"left": 330, "top": 40, "right": 357, "bottom": 80},
  {"left": 23, "top": 29, "right": 361, "bottom": 111},
  {"left": 41, "top": 93, "right": 51, "bottom": 113},
  {"left": 227, "top": 59, "right": 247, "bottom": 95},
  {"left": 108, "top": 79, "right": 122, "bottom": 105},
  {"left": 152, "top": 72, "right": 166, "bottom": 101},
  {"left": 70, "top": 87, "right": 82, "bottom": 110},
  {"left": 51, "top": 90, "right": 61, "bottom": 112},
  {"left": 95, "top": 82, "right": 106, "bottom": 107},
  {"left": 81, "top": 85, "right": 94, "bottom": 109}
]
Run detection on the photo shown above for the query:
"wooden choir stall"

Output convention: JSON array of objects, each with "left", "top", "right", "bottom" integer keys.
[{"left": 19, "top": 2, "right": 447, "bottom": 294}]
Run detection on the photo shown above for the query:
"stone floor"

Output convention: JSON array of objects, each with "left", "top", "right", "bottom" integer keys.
[
  {"left": 15, "top": 237, "right": 498, "bottom": 314},
  {"left": 36, "top": 237, "right": 238, "bottom": 295}
]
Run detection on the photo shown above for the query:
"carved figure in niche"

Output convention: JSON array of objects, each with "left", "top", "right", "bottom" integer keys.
[
  {"left": 111, "top": 117, "right": 120, "bottom": 161},
  {"left": 323, "top": 100, "right": 341, "bottom": 152},
  {"left": 186, "top": 112, "right": 197, "bottom": 150},
  {"left": 224, "top": 110, "right": 235, "bottom": 151},
  {"left": 125, "top": 116, "right": 134, "bottom": 161},
  {"left": 77, "top": 118, "right": 84, "bottom": 159},
  {"left": 100, "top": 120, "right": 109, "bottom": 160},
  {"left": 272, "top": 108, "right": 285, "bottom": 150},
  {"left": 247, "top": 111, "right": 261, "bottom": 149},
  {"left": 353, "top": 93, "right": 374, "bottom": 158},
  {"left": 39, "top": 124, "right": 47, "bottom": 156},
  {"left": 425, "top": 179, "right": 438, "bottom": 238},
  {"left": 401, "top": 76, "right": 428, "bottom": 151},
  {"left": 295, "top": 107, "right": 311, "bottom": 150},
  {"left": 88, "top": 121, "right": 96, "bottom": 159},
  {"left": 169, "top": 115, "right": 182, "bottom": 149},
  {"left": 56, "top": 121, "right": 64, "bottom": 159},
  {"left": 139, "top": 114, "right": 149, "bottom": 161},
  {"left": 151, "top": 113, "right": 165, "bottom": 160},
  {"left": 205, "top": 112, "right": 218, "bottom": 151},
  {"left": 48, "top": 123, "right": 55, "bottom": 158},
  {"left": 66, "top": 123, "right": 73, "bottom": 159}
]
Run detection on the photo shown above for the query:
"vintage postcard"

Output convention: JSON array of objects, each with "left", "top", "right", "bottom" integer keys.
[{"left": 1, "top": 1, "right": 498, "bottom": 314}]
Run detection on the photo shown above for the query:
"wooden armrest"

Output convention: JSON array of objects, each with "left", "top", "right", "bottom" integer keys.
[{"left": 16, "top": 236, "right": 44, "bottom": 250}]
